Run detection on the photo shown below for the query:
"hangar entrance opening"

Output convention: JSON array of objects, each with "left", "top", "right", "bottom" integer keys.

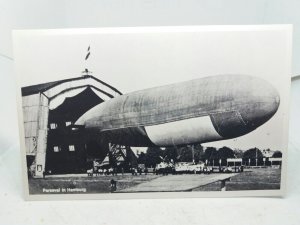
[
  {"left": 46, "top": 87, "right": 104, "bottom": 174},
  {"left": 85, "top": 140, "right": 109, "bottom": 170}
]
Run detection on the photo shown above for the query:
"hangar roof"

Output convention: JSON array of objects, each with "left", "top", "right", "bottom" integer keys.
[{"left": 21, "top": 75, "right": 122, "bottom": 97}]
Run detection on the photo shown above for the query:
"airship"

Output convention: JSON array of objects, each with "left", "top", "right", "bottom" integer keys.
[{"left": 76, "top": 74, "right": 280, "bottom": 147}]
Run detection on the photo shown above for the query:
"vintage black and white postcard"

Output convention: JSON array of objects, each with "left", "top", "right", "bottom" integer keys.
[{"left": 13, "top": 25, "right": 292, "bottom": 200}]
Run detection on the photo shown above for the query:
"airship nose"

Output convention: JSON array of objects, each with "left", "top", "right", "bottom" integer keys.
[
  {"left": 210, "top": 76, "right": 280, "bottom": 139},
  {"left": 239, "top": 77, "right": 280, "bottom": 129}
]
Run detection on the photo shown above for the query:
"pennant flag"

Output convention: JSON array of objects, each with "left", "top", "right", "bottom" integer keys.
[{"left": 85, "top": 52, "right": 90, "bottom": 60}]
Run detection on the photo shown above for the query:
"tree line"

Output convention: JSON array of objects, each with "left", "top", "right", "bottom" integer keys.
[{"left": 137, "top": 145, "right": 282, "bottom": 167}]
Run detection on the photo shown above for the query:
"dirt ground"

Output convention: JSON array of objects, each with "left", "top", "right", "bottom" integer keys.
[
  {"left": 28, "top": 168, "right": 281, "bottom": 194},
  {"left": 29, "top": 174, "right": 160, "bottom": 194}
]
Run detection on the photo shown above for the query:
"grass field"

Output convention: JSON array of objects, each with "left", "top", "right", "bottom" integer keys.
[
  {"left": 193, "top": 168, "right": 281, "bottom": 191},
  {"left": 226, "top": 168, "right": 281, "bottom": 191},
  {"left": 28, "top": 168, "right": 281, "bottom": 194}
]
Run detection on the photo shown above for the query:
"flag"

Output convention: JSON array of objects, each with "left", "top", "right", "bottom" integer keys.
[
  {"left": 85, "top": 45, "right": 91, "bottom": 60},
  {"left": 85, "top": 52, "right": 90, "bottom": 60}
]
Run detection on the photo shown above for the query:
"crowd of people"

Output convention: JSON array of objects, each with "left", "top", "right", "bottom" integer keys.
[{"left": 87, "top": 166, "right": 149, "bottom": 177}]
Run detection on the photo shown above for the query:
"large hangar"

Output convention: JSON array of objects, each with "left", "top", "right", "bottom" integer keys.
[{"left": 21, "top": 75, "right": 137, "bottom": 178}]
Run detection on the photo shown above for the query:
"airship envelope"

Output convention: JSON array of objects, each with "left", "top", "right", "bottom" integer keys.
[{"left": 76, "top": 74, "right": 280, "bottom": 147}]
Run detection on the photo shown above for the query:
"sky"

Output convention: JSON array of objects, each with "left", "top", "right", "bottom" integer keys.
[{"left": 13, "top": 26, "right": 291, "bottom": 151}]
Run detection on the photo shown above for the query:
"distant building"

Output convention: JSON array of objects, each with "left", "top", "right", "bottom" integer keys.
[{"left": 261, "top": 149, "right": 275, "bottom": 158}]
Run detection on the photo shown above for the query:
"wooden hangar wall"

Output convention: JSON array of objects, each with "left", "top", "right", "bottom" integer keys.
[{"left": 21, "top": 75, "right": 122, "bottom": 178}]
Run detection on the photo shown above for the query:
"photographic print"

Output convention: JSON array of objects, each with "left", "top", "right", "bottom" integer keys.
[{"left": 13, "top": 25, "right": 292, "bottom": 200}]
